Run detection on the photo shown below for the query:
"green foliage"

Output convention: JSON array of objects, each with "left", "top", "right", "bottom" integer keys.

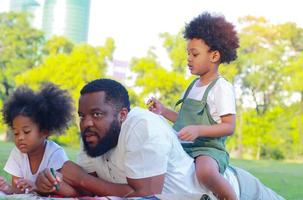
[
  {"left": 0, "top": 100, "right": 6, "bottom": 133},
  {"left": 235, "top": 16, "right": 303, "bottom": 110},
  {"left": 130, "top": 17, "right": 303, "bottom": 160},
  {"left": 14, "top": 37, "right": 115, "bottom": 145},
  {"left": 224, "top": 17, "right": 303, "bottom": 160},
  {"left": 43, "top": 35, "right": 74, "bottom": 55},
  {"left": 1, "top": 11, "right": 303, "bottom": 160},
  {"left": 283, "top": 52, "right": 303, "bottom": 92},
  {"left": 50, "top": 125, "right": 80, "bottom": 147},
  {"left": 130, "top": 47, "right": 189, "bottom": 108},
  {"left": 160, "top": 31, "right": 187, "bottom": 73},
  {"left": 0, "top": 12, "right": 44, "bottom": 99}
]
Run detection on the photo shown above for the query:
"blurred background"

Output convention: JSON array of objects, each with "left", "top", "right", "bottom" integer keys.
[{"left": 0, "top": 0, "right": 302, "bottom": 198}]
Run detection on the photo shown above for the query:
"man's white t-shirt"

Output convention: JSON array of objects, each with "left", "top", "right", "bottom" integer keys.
[
  {"left": 4, "top": 140, "right": 68, "bottom": 183},
  {"left": 186, "top": 77, "right": 236, "bottom": 123},
  {"left": 77, "top": 107, "right": 239, "bottom": 198}
]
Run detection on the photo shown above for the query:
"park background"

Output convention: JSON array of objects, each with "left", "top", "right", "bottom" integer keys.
[{"left": 0, "top": 0, "right": 303, "bottom": 199}]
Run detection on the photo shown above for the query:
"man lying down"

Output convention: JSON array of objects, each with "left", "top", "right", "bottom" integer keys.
[{"left": 34, "top": 79, "right": 284, "bottom": 200}]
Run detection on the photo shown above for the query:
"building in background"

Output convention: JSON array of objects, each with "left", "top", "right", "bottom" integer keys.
[
  {"left": 42, "top": 0, "right": 90, "bottom": 43},
  {"left": 8, "top": 0, "right": 91, "bottom": 43},
  {"left": 107, "top": 59, "right": 131, "bottom": 83},
  {"left": 9, "top": 0, "right": 40, "bottom": 26},
  {"left": 4, "top": 0, "right": 130, "bottom": 82},
  {"left": 10, "top": 0, "right": 39, "bottom": 12}
]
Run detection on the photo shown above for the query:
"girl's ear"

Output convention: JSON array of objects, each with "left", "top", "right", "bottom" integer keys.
[
  {"left": 210, "top": 50, "right": 221, "bottom": 63},
  {"left": 118, "top": 108, "right": 129, "bottom": 123}
]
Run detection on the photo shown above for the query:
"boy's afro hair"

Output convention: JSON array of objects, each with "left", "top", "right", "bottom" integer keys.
[
  {"left": 184, "top": 12, "right": 239, "bottom": 64},
  {"left": 2, "top": 83, "right": 74, "bottom": 135}
]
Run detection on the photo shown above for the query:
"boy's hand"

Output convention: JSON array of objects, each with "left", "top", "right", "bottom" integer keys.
[
  {"left": 147, "top": 97, "right": 165, "bottom": 115},
  {"left": 16, "top": 178, "right": 36, "bottom": 193},
  {"left": 178, "top": 125, "right": 200, "bottom": 141},
  {"left": 0, "top": 176, "right": 12, "bottom": 194}
]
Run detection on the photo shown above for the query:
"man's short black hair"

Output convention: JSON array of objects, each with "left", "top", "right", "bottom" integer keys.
[
  {"left": 80, "top": 78, "right": 130, "bottom": 111},
  {"left": 2, "top": 83, "right": 73, "bottom": 134},
  {"left": 184, "top": 12, "right": 239, "bottom": 64}
]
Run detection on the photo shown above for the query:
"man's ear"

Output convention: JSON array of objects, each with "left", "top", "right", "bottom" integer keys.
[
  {"left": 118, "top": 108, "right": 129, "bottom": 123},
  {"left": 210, "top": 50, "right": 221, "bottom": 63}
]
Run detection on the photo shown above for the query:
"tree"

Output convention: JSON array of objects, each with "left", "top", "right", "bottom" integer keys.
[
  {"left": 15, "top": 37, "right": 115, "bottom": 145},
  {"left": 130, "top": 17, "right": 303, "bottom": 160},
  {"left": 235, "top": 17, "right": 303, "bottom": 113},
  {"left": 130, "top": 33, "right": 189, "bottom": 108},
  {"left": 0, "top": 12, "right": 44, "bottom": 99},
  {"left": 282, "top": 51, "right": 303, "bottom": 158}
]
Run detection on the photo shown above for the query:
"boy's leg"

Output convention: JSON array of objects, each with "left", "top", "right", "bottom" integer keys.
[{"left": 195, "top": 156, "right": 237, "bottom": 200}]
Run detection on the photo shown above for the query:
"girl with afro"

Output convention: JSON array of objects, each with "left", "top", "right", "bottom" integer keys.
[
  {"left": 148, "top": 12, "right": 239, "bottom": 199},
  {"left": 0, "top": 83, "right": 76, "bottom": 196}
]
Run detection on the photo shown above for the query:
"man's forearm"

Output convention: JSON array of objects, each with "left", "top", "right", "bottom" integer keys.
[
  {"left": 79, "top": 174, "right": 135, "bottom": 197},
  {"left": 61, "top": 161, "right": 134, "bottom": 197},
  {"left": 61, "top": 161, "right": 163, "bottom": 197}
]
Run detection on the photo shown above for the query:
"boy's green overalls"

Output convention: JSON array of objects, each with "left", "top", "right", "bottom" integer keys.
[{"left": 173, "top": 77, "right": 229, "bottom": 174}]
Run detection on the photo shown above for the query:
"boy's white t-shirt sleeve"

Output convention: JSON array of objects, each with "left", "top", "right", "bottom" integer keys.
[
  {"left": 124, "top": 118, "right": 169, "bottom": 179},
  {"left": 213, "top": 79, "right": 236, "bottom": 116},
  {"left": 4, "top": 147, "right": 23, "bottom": 177}
]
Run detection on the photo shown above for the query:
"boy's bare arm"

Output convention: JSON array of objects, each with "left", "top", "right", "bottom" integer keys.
[
  {"left": 179, "top": 114, "right": 236, "bottom": 140},
  {"left": 161, "top": 107, "right": 178, "bottom": 122},
  {"left": 147, "top": 97, "right": 178, "bottom": 122}
]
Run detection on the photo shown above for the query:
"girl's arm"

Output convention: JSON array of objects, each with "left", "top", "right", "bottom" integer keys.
[
  {"left": 0, "top": 176, "right": 24, "bottom": 194},
  {"left": 0, "top": 176, "right": 13, "bottom": 194}
]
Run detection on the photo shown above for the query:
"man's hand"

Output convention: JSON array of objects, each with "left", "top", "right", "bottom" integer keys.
[
  {"left": 36, "top": 167, "right": 78, "bottom": 197},
  {"left": 36, "top": 168, "right": 61, "bottom": 194}
]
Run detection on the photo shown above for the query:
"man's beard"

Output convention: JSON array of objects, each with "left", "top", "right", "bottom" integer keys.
[{"left": 82, "top": 119, "right": 121, "bottom": 157}]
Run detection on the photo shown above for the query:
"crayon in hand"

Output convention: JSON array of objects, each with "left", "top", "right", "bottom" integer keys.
[
  {"left": 147, "top": 100, "right": 154, "bottom": 108},
  {"left": 50, "top": 168, "right": 60, "bottom": 191}
]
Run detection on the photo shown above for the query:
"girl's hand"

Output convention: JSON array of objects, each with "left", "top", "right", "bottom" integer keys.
[
  {"left": 0, "top": 176, "right": 13, "bottom": 194},
  {"left": 16, "top": 178, "right": 36, "bottom": 193},
  {"left": 147, "top": 97, "right": 165, "bottom": 115},
  {"left": 178, "top": 125, "right": 200, "bottom": 141}
]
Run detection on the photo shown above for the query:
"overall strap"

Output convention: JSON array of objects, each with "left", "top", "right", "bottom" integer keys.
[
  {"left": 201, "top": 76, "right": 220, "bottom": 103},
  {"left": 175, "top": 78, "right": 199, "bottom": 108}
]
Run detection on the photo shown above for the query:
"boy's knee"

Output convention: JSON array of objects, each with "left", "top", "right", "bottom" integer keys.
[{"left": 196, "top": 165, "right": 220, "bottom": 184}]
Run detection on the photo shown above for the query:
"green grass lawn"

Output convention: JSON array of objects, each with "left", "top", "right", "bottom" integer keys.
[{"left": 1, "top": 141, "right": 302, "bottom": 199}]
